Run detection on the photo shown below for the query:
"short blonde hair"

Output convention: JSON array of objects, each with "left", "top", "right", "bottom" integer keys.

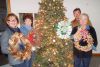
[{"left": 80, "top": 13, "right": 92, "bottom": 26}]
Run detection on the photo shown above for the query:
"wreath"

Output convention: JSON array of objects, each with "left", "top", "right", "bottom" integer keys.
[
  {"left": 56, "top": 21, "right": 72, "bottom": 39},
  {"left": 8, "top": 32, "right": 32, "bottom": 60},
  {"left": 73, "top": 27, "right": 94, "bottom": 51}
]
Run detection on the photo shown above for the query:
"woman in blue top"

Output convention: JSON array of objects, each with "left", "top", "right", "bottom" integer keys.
[
  {"left": 20, "top": 14, "right": 35, "bottom": 67},
  {"left": 20, "top": 14, "right": 33, "bottom": 36}
]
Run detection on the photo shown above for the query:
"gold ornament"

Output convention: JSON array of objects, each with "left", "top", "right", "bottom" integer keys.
[
  {"left": 49, "top": 3, "right": 51, "bottom": 6},
  {"left": 53, "top": 39, "right": 56, "bottom": 43},
  {"left": 53, "top": 0, "right": 55, "bottom": 2}
]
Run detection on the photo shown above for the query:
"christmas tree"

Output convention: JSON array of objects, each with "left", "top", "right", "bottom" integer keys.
[{"left": 33, "top": 0, "right": 73, "bottom": 67}]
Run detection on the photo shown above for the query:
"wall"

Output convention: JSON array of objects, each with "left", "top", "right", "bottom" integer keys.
[{"left": 10, "top": 0, "right": 100, "bottom": 53}]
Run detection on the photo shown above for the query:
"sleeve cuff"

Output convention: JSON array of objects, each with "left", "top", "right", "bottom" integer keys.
[{"left": 92, "top": 45, "right": 97, "bottom": 51}]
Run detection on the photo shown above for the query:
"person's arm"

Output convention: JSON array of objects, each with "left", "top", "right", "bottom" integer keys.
[
  {"left": 1, "top": 30, "right": 10, "bottom": 54},
  {"left": 71, "top": 26, "right": 77, "bottom": 35},
  {"left": 20, "top": 26, "right": 27, "bottom": 36},
  {"left": 70, "top": 26, "right": 78, "bottom": 41},
  {"left": 90, "top": 26, "right": 98, "bottom": 50}
]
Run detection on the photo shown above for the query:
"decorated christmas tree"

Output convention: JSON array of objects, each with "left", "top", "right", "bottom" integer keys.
[{"left": 33, "top": 0, "right": 73, "bottom": 67}]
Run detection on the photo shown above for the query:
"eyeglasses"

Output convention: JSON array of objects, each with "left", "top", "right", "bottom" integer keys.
[{"left": 7, "top": 20, "right": 17, "bottom": 22}]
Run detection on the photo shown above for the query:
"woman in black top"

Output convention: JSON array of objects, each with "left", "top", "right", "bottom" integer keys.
[{"left": 71, "top": 13, "right": 98, "bottom": 67}]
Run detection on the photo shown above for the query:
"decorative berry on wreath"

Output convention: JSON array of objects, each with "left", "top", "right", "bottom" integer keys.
[
  {"left": 56, "top": 21, "right": 72, "bottom": 39},
  {"left": 8, "top": 32, "right": 32, "bottom": 60},
  {"left": 73, "top": 27, "right": 94, "bottom": 51}
]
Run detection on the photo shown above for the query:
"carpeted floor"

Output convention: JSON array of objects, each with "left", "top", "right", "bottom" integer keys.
[
  {"left": 0, "top": 64, "right": 11, "bottom": 67},
  {"left": 0, "top": 53, "right": 100, "bottom": 67},
  {"left": 0, "top": 53, "right": 8, "bottom": 66},
  {"left": 90, "top": 56, "right": 100, "bottom": 67}
]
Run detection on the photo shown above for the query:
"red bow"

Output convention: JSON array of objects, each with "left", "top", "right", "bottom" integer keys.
[{"left": 27, "top": 31, "right": 35, "bottom": 45}]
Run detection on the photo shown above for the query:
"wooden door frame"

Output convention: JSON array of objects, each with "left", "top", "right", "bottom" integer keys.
[{"left": 7, "top": 0, "right": 11, "bottom": 13}]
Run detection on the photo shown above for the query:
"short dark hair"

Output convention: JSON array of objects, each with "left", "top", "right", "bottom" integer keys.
[
  {"left": 73, "top": 8, "right": 81, "bottom": 13},
  {"left": 6, "top": 13, "right": 19, "bottom": 23},
  {"left": 23, "top": 14, "right": 33, "bottom": 22}
]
